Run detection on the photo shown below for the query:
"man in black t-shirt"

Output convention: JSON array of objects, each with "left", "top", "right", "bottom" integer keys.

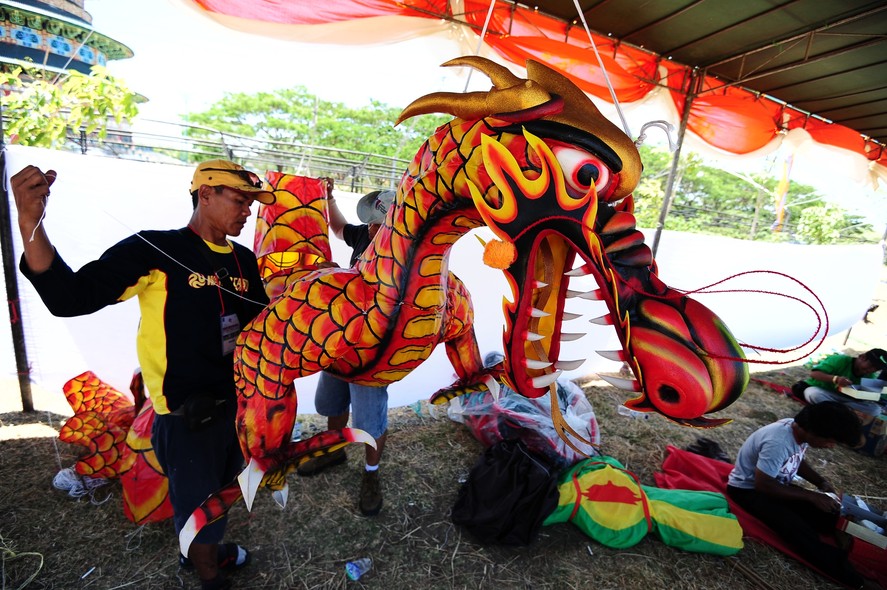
[{"left": 12, "top": 160, "right": 271, "bottom": 590}]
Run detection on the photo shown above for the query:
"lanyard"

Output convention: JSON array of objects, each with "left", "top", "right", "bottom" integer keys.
[{"left": 180, "top": 227, "right": 245, "bottom": 317}]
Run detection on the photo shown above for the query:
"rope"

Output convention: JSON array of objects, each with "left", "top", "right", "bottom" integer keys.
[
  {"left": 623, "top": 269, "right": 829, "bottom": 367},
  {"left": 724, "top": 556, "right": 779, "bottom": 590},
  {"left": 636, "top": 120, "right": 678, "bottom": 151},
  {"left": 465, "top": 0, "right": 499, "bottom": 92},
  {"left": 0, "top": 533, "right": 44, "bottom": 590},
  {"left": 570, "top": 0, "right": 632, "bottom": 138},
  {"left": 50, "top": 29, "right": 94, "bottom": 85},
  {"left": 52, "top": 467, "right": 112, "bottom": 505},
  {"left": 124, "top": 525, "right": 147, "bottom": 552},
  {"left": 103, "top": 210, "right": 269, "bottom": 308},
  {"left": 39, "top": 409, "right": 68, "bottom": 473}
]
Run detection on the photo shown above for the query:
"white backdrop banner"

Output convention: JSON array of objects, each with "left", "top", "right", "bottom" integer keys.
[{"left": 2, "top": 145, "right": 882, "bottom": 413}]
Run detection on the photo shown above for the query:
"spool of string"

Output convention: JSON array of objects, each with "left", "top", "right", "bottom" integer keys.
[{"left": 52, "top": 467, "right": 111, "bottom": 504}]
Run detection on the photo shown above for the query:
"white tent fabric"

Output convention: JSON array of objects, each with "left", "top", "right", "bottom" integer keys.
[{"left": 2, "top": 145, "right": 882, "bottom": 414}]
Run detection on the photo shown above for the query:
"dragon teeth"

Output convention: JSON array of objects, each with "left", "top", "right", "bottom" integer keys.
[
  {"left": 598, "top": 373, "right": 641, "bottom": 391},
  {"left": 589, "top": 314, "right": 612, "bottom": 326},
  {"left": 596, "top": 350, "right": 626, "bottom": 362},
  {"left": 560, "top": 332, "right": 585, "bottom": 342},
  {"left": 566, "top": 289, "right": 603, "bottom": 300},
  {"left": 555, "top": 359, "right": 585, "bottom": 371},
  {"left": 526, "top": 359, "right": 553, "bottom": 370},
  {"left": 564, "top": 264, "right": 590, "bottom": 276},
  {"left": 527, "top": 332, "right": 545, "bottom": 342},
  {"left": 530, "top": 307, "right": 550, "bottom": 318},
  {"left": 531, "top": 370, "right": 561, "bottom": 389}
]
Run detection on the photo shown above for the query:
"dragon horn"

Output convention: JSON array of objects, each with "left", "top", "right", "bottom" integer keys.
[
  {"left": 442, "top": 56, "right": 522, "bottom": 87},
  {"left": 396, "top": 57, "right": 552, "bottom": 125}
]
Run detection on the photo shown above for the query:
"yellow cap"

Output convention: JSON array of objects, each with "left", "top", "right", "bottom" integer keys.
[{"left": 190, "top": 160, "right": 274, "bottom": 204}]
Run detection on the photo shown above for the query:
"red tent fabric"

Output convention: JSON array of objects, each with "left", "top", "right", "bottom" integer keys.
[
  {"left": 655, "top": 445, "right": 887, "bottom": 588},
  {"left": 178, "top": 0, "right": 887, "bottom": 184}
]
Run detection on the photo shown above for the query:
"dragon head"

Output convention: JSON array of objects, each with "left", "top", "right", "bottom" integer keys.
[{"left": 398, "top": 57, "right": 748, "bottom": 426}]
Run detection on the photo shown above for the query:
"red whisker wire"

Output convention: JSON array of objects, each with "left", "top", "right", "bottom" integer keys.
[{"left": 672, "top": 270, "right": 829, "bottom": 366}]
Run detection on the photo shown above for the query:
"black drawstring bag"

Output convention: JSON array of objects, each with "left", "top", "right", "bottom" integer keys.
[{"left": 451, "top": 439, "right": 559, "bottom": 546}]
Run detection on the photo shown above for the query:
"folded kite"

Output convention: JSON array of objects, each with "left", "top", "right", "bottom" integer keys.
[{"left": 544, "top": 455, "right": 743, "bottom": 556}]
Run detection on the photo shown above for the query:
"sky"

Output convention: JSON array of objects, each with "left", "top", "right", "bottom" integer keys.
[
  {"left": 84, "top": 0, "right": 886, "bottom": 227},
  {"left": 87, "top": 0, "right": 486, "bottom": 120}
]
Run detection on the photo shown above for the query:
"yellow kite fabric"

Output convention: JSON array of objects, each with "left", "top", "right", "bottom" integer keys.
[{"left": 543, "top": 456, "right": 743, "bottom": 555}]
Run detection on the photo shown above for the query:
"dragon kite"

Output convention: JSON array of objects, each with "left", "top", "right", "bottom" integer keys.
[{"left": 180, "top": 56, "right": 749, "bottom": 555}]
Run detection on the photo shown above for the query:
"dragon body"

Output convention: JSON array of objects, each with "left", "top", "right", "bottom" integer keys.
[{"left": 181, "top": 56, "right": 748, "bottom": 555}]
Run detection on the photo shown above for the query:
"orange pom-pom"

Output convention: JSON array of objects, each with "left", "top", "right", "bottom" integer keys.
[{"left": 483, "top": 239, "right": 517, "bottom": 269}]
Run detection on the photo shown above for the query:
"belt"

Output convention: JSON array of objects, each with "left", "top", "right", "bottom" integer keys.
[{"left": 167, "top": 399, "right": 226, "bottom": 416}]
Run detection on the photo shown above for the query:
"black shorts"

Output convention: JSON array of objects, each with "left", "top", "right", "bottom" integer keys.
[{"left": 151, "top": 402, "right": 243, "bottom": 543}]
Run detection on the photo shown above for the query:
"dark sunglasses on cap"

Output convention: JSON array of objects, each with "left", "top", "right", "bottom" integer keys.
[{"left": 201, "top": 167, "right": 263, "bottom": 189}]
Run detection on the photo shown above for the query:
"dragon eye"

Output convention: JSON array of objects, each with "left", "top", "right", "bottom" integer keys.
[
  {"left": 577, "top": 163, "right": 600, "bottom": 186},
  {"left": 551, "top": 146, "right": 613, "bottom": 198}
]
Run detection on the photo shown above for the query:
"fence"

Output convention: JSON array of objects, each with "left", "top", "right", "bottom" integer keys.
[{"left": 54, "top": 118, "right": 409, "bottom": 195}]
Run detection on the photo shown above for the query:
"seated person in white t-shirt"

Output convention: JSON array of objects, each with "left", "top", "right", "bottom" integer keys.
[{"left": 726, "top": 402, "right": 876, "bottom": 589}]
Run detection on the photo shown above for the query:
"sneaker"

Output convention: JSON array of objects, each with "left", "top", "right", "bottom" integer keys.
[
  {"left": 296, "top": 448, "right": 347, "bottom": 477},
  {"left": 218, "top": 543, "right": 250, "bottom": 571},
  {"left": 359, "top": 469, "right": 383, "bottom": 516}
]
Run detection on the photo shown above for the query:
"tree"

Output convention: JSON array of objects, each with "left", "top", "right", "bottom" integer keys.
[
  {"left": 182, "top": 87, "right": 448, "bottom": 161},
  {"left": 631, "top": 145, "right": 874, "bottom": 244},
  {"left": 0, "top": 65, "right": 139, "bottom": 148},
  {"left": 795, "top": 203, "right": 847, "bottom": 244}
]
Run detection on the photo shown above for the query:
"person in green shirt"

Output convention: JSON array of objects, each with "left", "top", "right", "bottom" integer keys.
[{"left": 791, "top": 348, "right": 886, "bottom": 417}]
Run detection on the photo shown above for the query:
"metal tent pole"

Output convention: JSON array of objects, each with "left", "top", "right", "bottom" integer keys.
[
  {"left": 651, "top": 69, "right": 701, "bottom": 258},
  {"left": 0, "top": 127, "right": 34, "bottom": 411}
]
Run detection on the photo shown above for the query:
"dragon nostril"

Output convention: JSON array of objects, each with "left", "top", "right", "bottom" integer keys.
[{"left": 658, "top": 384, "right": 680, "bottom": 405}]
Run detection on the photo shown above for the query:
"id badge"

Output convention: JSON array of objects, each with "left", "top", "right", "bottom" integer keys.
[{"left": 220, "top": 313, "right": 241, "bottom": 355}]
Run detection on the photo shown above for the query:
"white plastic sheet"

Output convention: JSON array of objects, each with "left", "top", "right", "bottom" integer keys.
[{"left": 2, "top": 145, "right": 882, "bottom": 413}]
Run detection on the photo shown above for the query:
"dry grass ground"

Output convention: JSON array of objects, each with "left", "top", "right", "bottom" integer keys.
[{"left": 2, "top": 270, "right": 885, "bottom": 590}]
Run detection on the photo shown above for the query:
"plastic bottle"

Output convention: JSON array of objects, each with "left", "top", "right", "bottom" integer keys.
[
  {"left": 291, "top": 421, "right": 302, "bottom": 442},
  {"left": 616, "top": 405, "right": 650, "bottom": 420},
  {"left": 345, "top": 557, "right": 373, "bottom": 581}
]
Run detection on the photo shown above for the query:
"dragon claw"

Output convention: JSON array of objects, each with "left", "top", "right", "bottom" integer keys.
[
  {"left": 483, "top": 375, "right": 500, "bottom": 400},
  {"left": 179, "top": 513, "right": 199, "bottom": 559},
  {"left": 238, "top": 457, "right": 265, "bottom": 512},
  {"left": 347, "top": 427, "right": 377, "bottom": 449},
  {"left": 430, "top": 366, "right": 507, "bottom": 405},
  {"left": 271, "top": 484, "right": 289, "bottom": 509}
]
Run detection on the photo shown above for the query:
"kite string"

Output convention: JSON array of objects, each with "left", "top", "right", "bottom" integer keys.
[
  {"left": 100, "top": 209, "right": 269, "bottom": 308},
  {"left": 0, "top": 532, "right": 44, "bottom": 590},
  {"left": 52, "top": 466, "right": 112, "bottom": 504},
  {"left": 0, "top": 149, "right": 43, "bottom": 241},
  {"left": 464, "top": 0, "right": 499, "bottom": 92},
  {"left": 570, "top": 0, "right": 632, "bottom": 138}
]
